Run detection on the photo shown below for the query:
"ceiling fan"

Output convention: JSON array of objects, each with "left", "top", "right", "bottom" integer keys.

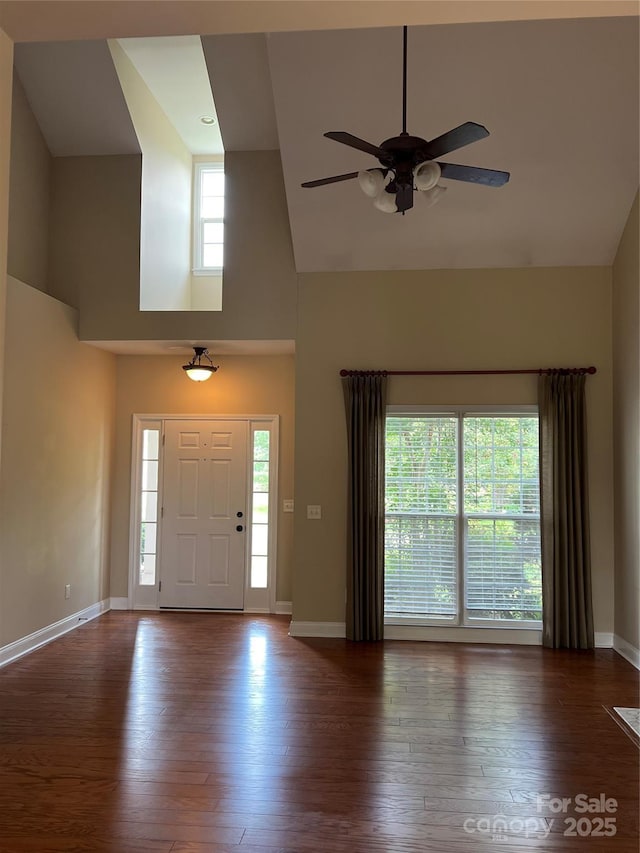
[{"left": 301, "top": 26, "right": 510, "bottom": 214}]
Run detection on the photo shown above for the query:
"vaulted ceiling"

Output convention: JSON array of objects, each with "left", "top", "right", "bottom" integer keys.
[
  {"left": 266, "top": 17, "right": 638, "bottom": 271},
  {"left": 6, "top": 4, "right": 640, "bottom": 273}
]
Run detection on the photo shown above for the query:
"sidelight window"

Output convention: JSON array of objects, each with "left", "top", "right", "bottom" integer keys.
[
  {"left": 250, "top": 429, "right": 271, "bottom": 589},
  {"left": 139, "top": 426, "right": 161, "bottom": 586}
]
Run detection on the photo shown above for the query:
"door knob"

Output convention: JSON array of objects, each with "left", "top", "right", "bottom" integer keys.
[{"left": 236, "top": 525, "right": 244, "bottom": 532}]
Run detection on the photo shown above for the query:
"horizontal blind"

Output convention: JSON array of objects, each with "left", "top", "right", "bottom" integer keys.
[
  {"left": 463, "top": 417, "right": 539, "bottom": 515},
  {"left": 463, "top": 417, "right": 541, "bottom": 620},
  {"left": 385, "top": 417, "right": 458, "bottom": 619},
  {"left": 465, "top": 519, "right": 542, "bottom": 619}
]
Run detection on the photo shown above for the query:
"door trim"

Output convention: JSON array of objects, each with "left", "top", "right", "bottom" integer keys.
[{"left": 128, "top": 413, "right": 279, "bottom": 613}]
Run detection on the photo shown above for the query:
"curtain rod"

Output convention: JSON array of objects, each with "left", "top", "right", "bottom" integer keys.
[{"left": 339, "top": 367, "right": 597, "bottom": 377}]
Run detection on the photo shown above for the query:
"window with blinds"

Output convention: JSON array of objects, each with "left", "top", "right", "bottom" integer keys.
[
  {"left": 193, "top": 162, "right": 224, "bottom": 273},
  {"left": 385, "top": 417, "right": 458, "bottom": 620},
  {"left": 385, "top": 413, "right": 541, "bottom": 626}
]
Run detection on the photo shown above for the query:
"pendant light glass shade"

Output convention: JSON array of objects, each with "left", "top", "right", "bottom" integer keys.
[
  {"left": 357, "top": 168, "right": 386, "bottom": 198},
  {"left": 373, "top": 190, "right": 398, "bottom": 213},
  {"left": 182, "top": 346, "right": 219, "bottom": 381},
  {"left": 185, "top": 366, "right": 216, "bottom": 381},
  {"left": 413, "top": 160, "right": 441, "bottom": 192},
  {"left": 420, "top": 184, "right": 447, "bottom": 208}
]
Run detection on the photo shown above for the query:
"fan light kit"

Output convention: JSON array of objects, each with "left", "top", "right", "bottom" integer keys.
[
  {"left": 182, "top": 346, "right": 219, "bottom": 382},
  {"left": 301, "top": 26, "right": 510, "bottom": 214}
]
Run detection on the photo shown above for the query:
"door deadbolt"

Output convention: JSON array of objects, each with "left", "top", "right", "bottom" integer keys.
[
  {"left": 236, "top": 525, "right": 244, "bottom": 532},
  {"left": 236, "top": 511, "right": 243, "bottom": 518}
]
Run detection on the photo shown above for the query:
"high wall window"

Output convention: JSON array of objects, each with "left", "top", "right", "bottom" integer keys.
[
  {"left": 385, "top": 412, "right": 541, "bottom": 627},
  {"left": 193, "top": 162, "right": 224, "bottom": 273}
]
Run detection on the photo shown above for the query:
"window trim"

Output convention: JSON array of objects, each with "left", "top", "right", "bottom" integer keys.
[
  {"left": 192, "top": 161, "right": 224, "bottom": 275},
  {"left": 247, "top": 424, "right": 276, "bottom": 592},
  {"left": 384, "top": 405, "right": 541, "bottom": 630},
  {"left": 128, "top": 417, "right": 164, "bottom": 610},
  {"left": 245, "top": 418, "right": 279, "bottom": 614}
]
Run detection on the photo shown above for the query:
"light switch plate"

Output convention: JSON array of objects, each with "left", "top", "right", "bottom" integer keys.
[
  {"left": 283, "top": 499, "right": 294, "bottom": 513},
  {"left": 307, "top": 504, "right": 322, "bottom": 520}
]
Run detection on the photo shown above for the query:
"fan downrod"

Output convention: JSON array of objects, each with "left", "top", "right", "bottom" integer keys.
[{"left": 299, "top": 24, "right": 511, "bottom": 206}]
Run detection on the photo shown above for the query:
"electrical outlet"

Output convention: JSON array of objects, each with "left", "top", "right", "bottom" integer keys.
[
  {"left": 307, "top": 505, "right": 322, "bottom": 520},
  {"left": 64, "top": 584, "right": 71, "bottom": 600}
]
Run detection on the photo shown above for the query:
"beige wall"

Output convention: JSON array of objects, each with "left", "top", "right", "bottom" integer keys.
[
  {"left": 49, "top": 150, "right": 297, "bottom": 343},
  {"left": 219, "top": 151, "right": 296, "bottom": 339},
  {"left": 292, "top": 266, "right": 615, "bottom": 635},
  {"left": 0, "top": 1, "right": 633, "bottom": 43},
  {"left": 110, "top": 354, "right": 295, "bottom": 602},
  {"left": 48, "top": 153, "right": 143, "bottom": 313},
  {"left": 612, "top": 191, "right": 639, "bottom": 652},
  {"left": 0, "top": 277, "right": 116, "bottom": 647},
  {"left": 0, "top": 29, "right": 13, "bottom": 473},
  {"left": 8, "top": 72, "right": 51, "bottom": 293}
]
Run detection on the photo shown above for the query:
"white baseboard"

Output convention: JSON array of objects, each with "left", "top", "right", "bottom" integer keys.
[
  {"left": 384, "top": 624, "right": 543, "bottom": 645},
  {"left": 613, "top": 634, "right": 640, "bottom": 670},
  {"left": 110, "top": 597, "right": 129, "bottom": 610},
  {"left": 0, "top": 599, "right": 110, "bottom": 668},
  {"left": 289, "top": 621, "right": 346, "bottom": 638},
  {"left": 288, "top": 622, "right": 615, "bottom": 647},
  {"left": 275, "top": 600, "right": 292, "bottom": 615}
]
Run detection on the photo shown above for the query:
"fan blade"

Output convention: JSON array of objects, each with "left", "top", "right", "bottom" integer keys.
[
  {"left": 396, "top": 184, "right": 413, "bottom": 213},
  {"left": 324, "top": 131, "right": 385, "bottom": 159},
  {"left": 301, "top": 171, "right": 359, "bottom": 188},
  {"left": 425, "top": 122, "right": 489, "bottom": 159},
  {"left": 438, "top": 162, "right": 510, "bottom": 187}
]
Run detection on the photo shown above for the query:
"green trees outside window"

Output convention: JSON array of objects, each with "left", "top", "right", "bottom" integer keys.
[{"left": 385, "top": 414, "right": 541, "bottom": 624}]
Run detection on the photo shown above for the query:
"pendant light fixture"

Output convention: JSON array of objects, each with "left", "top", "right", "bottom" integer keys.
[{"left": 182, "top": 346, "right": 219, "bottom": 382}]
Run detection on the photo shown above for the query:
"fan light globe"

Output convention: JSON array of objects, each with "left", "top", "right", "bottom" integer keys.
[
  {"left": 413, "top": 161, "right": 441, "bottom": 192},
  {"left": 373, "top": 190, "right": 398, "bottom": 214},
  {"left": 420, "top": 184, "right": 447, "bottom": 208},
  {"left": 357, "top": 169, "right": 385, "bottom": 198}
]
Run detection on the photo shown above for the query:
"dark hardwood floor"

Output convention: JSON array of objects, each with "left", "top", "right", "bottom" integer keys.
[{"left": 0, "top": 612, "right": 638, "bottom": 852}]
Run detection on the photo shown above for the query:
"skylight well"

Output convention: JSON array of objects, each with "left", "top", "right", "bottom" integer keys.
[{"left": 110, "top": 35, "right": 225, "bottom": 311}]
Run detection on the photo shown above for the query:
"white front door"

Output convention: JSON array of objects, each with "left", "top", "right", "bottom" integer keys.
[{"left": 159, "top": 419, "right": 248, "bottom": 609}]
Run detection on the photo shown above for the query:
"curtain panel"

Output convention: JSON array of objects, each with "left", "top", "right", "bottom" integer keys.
[
  {"left": 342, "top": 374, "right": 387, "bottom": 641},
  {"left": 538, "top": 372, "right": 594, "bottom": 649}
]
